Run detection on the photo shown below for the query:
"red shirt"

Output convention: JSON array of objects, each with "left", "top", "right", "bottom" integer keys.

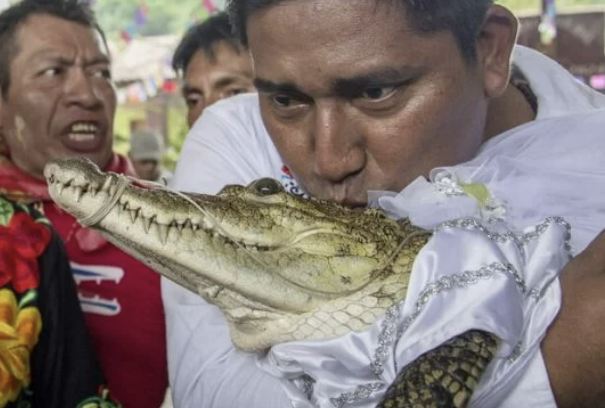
[
  {"left": 0, "top": 154, "right": 168, "bottom": 407},
  {"left": 44, "top": 201, "right": 168, "bottom": 408}
]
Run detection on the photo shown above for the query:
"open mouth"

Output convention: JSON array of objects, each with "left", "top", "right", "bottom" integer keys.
[
  {"left": 69, "top": 122, "right": 99, "bottom": 140},
  {"left": 61, "top": 121, "right": 105, "bottom": 151},
  {"left": 46, "top": 172, "right": 113, "bottom": 203},
  {"left": 46, "top": 171, "right": 281, "bottom": 252}
]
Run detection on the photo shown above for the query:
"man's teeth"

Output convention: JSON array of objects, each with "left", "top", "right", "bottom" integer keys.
[
  {"left": 68, "top": 123, "right": 99, "bottom": 142},
  {"left": 69, "top": 133, "right": 95, "bottom": 142},
  {"left": 71, "top": 123, "right": 98, "bottom": 132}
]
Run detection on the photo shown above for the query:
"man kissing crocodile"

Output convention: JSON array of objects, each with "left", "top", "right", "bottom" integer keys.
[{"left": 44, "top": 157, "right": 572, "bottom": 408}]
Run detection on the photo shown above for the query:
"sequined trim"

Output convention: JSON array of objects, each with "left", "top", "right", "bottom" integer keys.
[
  {"left": 371, "top": 305, "right": 400, "bottom": 376},
  {"left": 435, "top": 216, "right": 573, "bottom": 258},
  {"left": 519, "top": 217, "right": 573, "bottom": 255},
  {"left": 528, "top": 287, "right": 543, "bottom": 300},
  {"left": 508, "top": 342, "right": 523, "bottom": 363},
  {"left": 436, "top": 217, "right": 521, "bottom": 245},
  {"left": 400, "top": 263, "right": 527, "bottom": 338},
  {"left": 300, "top": 374, "right": 316, "bottom": 401},
  {"left": 329, "top": 263, "right": 525, "bottom": 407},
  {"left": 330, "top": 382, "right": 385, "bottom": 408}
]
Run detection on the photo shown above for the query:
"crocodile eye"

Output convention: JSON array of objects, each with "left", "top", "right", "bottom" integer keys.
[{"left": 249, "top": 178, "right": 284, "bottom": 196}]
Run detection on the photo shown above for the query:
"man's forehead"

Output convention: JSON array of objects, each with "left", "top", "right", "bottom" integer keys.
[
  {"left": 185, "top": 47, "right": 251, "bottom": 81},
  {"left": 15, "top": 14, "right": 109, "bottom": 58}
]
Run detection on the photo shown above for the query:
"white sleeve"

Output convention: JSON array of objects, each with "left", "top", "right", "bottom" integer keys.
[{"left": 163, "top": 97, "right": 293, "bottom": 408}]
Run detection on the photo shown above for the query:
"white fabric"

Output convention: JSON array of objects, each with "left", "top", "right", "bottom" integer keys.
[
  {"left": 261, "top": 217, "right": 570, "bottom": 408},
  {"left": 165, "top": 45, "right": 605, "bottom": 408}
]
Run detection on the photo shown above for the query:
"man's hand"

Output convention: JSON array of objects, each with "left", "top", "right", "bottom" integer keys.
[{"left": 542, "top": 229, "right": 605, "bottom": 408}]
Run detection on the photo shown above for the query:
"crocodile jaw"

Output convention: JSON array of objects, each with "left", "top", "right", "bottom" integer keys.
[
  {"left": 44, "top": 158, "right": 427, "bottom": 350},
  {"left": 44, "top": 158, "right": 338, "bottom": 309}
]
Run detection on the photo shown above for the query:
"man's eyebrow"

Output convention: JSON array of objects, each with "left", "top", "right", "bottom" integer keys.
[
  {"left": 332, "top": 67, "right": 419, "bottom": 96},
  {"left": 213, "top": 76, "right": 243, "bottom": 89},
  {"left": 182, "top": 84, "right": 201, "bottom": 95},
  {"left": 87, "top": 55, "right": 111, "bottom": 65},
  {"left": 254, "top": 78, "right": 305, "bottom": 95},
  {"left": 30, "top": 51, "right": 110, "bottom": 66},
  {"left": 254, "top": 68, "right": 418, "bottom": 98}
]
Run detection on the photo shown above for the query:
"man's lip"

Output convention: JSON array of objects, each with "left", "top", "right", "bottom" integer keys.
[
  {"left": 60, "top": 119, "right": 104, "bottom": 131},
  {"left": 59, "top": 132, "right": 107, "bottom": 153},
  {"left": 57, "top": 119, "right": 108, "bottom": 152}
]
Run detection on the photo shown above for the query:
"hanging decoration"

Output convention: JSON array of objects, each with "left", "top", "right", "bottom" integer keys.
[
  {"left": 202, "top": 0, "right": 217, "bottom": 14},
  {"left": 120, "top": 2, "right": 150, "bottom": 44},
  {"left": 539, "top": 0, "right": 557, "bottom": 47},
  {"left": 110, "top": 0, "right": 222, "bottom": 104}
]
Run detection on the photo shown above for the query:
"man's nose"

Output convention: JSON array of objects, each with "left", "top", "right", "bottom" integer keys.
[
  {"left": 64, "top": 69, "right": 102, "bottom": 109},
  {"left": 313, "top": 103, "right": 364, "bottom": 182}
]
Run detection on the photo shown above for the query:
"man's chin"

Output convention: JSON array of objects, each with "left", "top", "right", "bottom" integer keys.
[{"left": 56, "top": 149, "right": 114, "bottom": 171}]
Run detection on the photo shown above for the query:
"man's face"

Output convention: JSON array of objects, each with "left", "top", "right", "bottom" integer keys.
[
  {"left": 131, "top": 158, "right": 159, "bottom": 181},
  {"left": 0, "top": 14, "right": 116, "bottom": 180},
  {"left": 182, "top": 41, "right": 255, "bottom": 127},
  {"left": 249, "top": 0, "right": 501, "bottom": 206}
]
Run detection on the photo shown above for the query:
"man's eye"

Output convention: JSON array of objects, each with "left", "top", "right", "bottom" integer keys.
[
  {"left": 360, "top": 86, "right": 396, "bottom": 101},
  {"left": 227, "top": 88, "right": 247, "bottom": 97},
  {"left": 185, "top": 95, "right": 201, "bottom": 107},
  {"left": 271, "top": 95, "right": 298, "bottom": 108},
  {"left": 267, "top": 93, "right": 309, "bottom": 118},
  {"left": 42, "top": 67, "right": 63, "bottom": 77},
  {"left": 92, "top": 68, "right": 112, "bottom": 79}
]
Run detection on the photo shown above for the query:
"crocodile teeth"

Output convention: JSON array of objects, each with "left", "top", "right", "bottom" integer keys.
[
  {"left": 101, "top": 177, "right": 112, "bottom": 192},
  {"left": 73, "top": 186, "right": 84, "bottom": 202},
  {"left": 56, "top": 183, "right": 65, "bottom": 195},
  {"left": 143, "top": 216, "right": 153, "bottom": 233},
  {"left": 171, "top": 221, "right": 184, "bottom": 233},
  {"left": 87, "top": 185, "right": 97, "bottom": 197},
  {"left": 129, "top": 209, "right": 139, "bottom": 223},
  {"left": 115, "top": 202, "right": 123, "bottom": 215},
  {"left": 157, "top": 224, "right": 169, "bottom": 244}
]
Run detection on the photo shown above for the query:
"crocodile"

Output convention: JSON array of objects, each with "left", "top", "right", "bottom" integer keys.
[{"left": 44, "top": 157, "right": 499, "bottom": 408}]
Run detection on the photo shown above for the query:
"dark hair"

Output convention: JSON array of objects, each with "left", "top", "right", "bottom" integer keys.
[
  {"left": 227, "top": 0, "right": 495, "bottom": 62},
  {"left": 172, "top": 11, "right": 244, "bottom": 74},
  {"left": 0, "top": 0, "right": 107, "bottom": 98}
]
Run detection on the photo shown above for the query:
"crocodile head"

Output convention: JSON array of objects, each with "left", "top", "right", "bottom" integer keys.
[{"left": 44, "top": 157, "right": 430, "bottom": 350}]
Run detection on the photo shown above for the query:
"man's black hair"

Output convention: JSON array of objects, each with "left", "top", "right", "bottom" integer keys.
[
  {"left": 227, "top": 0, "right": 495, "bottom": 62},
  {"left": 172, "top": 11, "right": 244, "bottom": 75}
]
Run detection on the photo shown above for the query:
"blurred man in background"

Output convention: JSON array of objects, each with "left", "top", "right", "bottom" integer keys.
[
  {"left": 172, "top": 11, "right": 255, "bottom": 127},
  {"left": 129, "top": 130, "right": 172, "bottom": 184}
]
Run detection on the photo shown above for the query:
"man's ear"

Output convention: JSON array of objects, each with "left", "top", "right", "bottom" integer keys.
[{"left": 476, "top": 5, "right": 518, "bottom": 98}]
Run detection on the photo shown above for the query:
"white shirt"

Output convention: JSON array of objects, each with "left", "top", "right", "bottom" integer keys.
[{"left": 165, "top": 46, "right": 605, "bottom": 408}]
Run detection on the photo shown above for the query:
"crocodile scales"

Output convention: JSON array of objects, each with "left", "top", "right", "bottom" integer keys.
[{"left": 44, "top": 157, "right": 499, "bottom": 408}]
